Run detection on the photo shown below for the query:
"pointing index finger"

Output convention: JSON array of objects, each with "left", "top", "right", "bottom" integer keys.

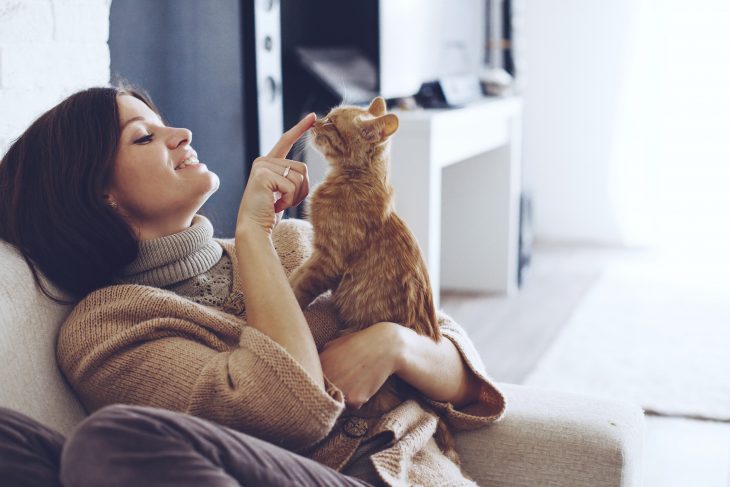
[{"left": 266, "top": 113, "right": 316, "bottom": 159}]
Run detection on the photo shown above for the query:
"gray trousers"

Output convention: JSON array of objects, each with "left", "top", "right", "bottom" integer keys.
[{"left": 0, "top": 405, "right": 372, "bottom": 487}]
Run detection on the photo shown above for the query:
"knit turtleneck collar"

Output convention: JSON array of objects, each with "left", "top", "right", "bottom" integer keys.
[{"left": 115, "top": 214, "right": 223, "bottom": 288}]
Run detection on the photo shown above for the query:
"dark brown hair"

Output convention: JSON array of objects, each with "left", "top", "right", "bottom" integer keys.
[{"left": 0, "top": 84, "right": 160, "bottom": 304}]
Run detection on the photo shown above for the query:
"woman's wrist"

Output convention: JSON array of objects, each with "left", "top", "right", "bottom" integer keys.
[
  {"left": 389, "top": 324, "right": 416, "bottom": 377},
  {"left": 384, "top": 322, "right": 409, "bottom": 376},
  {"left": 235, "top": 219, "right": 273, "bottom": 244},
  {"left": 391, "top": 324, "right": 481, "bottom": 407}
]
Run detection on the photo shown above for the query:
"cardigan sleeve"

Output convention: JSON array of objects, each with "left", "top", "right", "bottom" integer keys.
[
  {"left": 56, "top": 288, "right": 345, "bottom": 453},
  {"left": 420, "top": 311, "right": 507, "bottom": 429},
  {"left": 188, "top": 324, "right": 345, "bottom": 450}
]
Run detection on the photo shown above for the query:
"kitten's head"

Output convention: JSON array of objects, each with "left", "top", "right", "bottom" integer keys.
[{"left": 311, "top": 97, "right": 399, "bottom": 165}]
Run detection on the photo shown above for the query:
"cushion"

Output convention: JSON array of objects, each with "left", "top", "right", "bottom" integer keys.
[
  {"left": 0, "top": 240, "right": 87, "bottom": 436},
  {"left": 455, "top": 383, "right": 645, "bottom": 486}
]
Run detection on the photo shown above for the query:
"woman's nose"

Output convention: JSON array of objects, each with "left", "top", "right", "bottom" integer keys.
[{"left": 169, "top": 127, "right": 192, "bottom": 149}]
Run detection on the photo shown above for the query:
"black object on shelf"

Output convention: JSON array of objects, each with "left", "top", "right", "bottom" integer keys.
[
  {"left": 415, "top": 75, "right": 486, "bottom": 109},
  {"left": 518, "top": 191, "right": 534, "bottom": 287}
]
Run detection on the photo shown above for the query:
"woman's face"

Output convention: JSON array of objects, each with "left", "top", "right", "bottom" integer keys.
[{"left": 106, "top": 94, "right": 219, "bottom": 239}]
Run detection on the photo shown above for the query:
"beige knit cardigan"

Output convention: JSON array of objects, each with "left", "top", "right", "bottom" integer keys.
[{"left": 57, "top": 219, "right": 506, "bottom": 486}]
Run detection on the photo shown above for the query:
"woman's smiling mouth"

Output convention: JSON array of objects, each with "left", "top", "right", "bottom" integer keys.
[{"left": 174, "top": 156, "right": 200, "bottom": 170}]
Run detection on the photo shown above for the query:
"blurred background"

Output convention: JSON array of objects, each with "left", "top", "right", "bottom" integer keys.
[{"left": 1, "top": 0, "right": 728, "bottom": 485}]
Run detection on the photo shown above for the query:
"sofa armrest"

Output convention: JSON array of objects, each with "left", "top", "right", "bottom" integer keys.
[{"left": 454, "top": 383, "right": 645, "bottom": 487}]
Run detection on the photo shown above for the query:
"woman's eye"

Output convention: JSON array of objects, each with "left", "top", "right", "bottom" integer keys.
[{"left": 134, "top": 134, "right": 154, "bottom": 144}]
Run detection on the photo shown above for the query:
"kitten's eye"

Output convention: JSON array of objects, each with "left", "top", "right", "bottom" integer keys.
[{"left": 134, "top": 134, "right": 154, "bottom": 144}]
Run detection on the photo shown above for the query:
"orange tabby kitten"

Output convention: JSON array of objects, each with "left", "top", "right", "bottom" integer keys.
[{"left": 289, "top": 97, "right": 461, "bottom": 466}]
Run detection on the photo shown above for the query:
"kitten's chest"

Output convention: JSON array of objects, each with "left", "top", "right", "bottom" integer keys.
[
  {"left": 309, "top": 189, "right": 348, "bottom": 235},
  {"left": 309, "top": 183, "right": 351, "bottom": 221},
  {"left": 309, "top": 182, "right": 372, "bottom": 247}
]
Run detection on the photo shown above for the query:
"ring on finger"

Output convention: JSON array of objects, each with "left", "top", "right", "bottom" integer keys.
[{"left": 282, "top": 165, "right": 291, "bottom": 178}]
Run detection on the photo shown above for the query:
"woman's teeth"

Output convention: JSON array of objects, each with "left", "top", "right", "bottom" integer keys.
[{"left": 175, "top": 157, "right": 199, "bottom": 170}]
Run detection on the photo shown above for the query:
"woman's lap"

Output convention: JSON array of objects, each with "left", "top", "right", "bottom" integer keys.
[
  {"left": 0, "top": 407, "right": 64, "bottom": 487},
  {"left": 0, "top": 405, "right": 373, "bottom": 487},
  {"left": 62, "top": 403, "right": 373, "bottom": 487}
]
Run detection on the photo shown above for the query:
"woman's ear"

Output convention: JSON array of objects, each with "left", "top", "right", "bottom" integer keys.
[{"left": 104, "top": 193, "right": 119, "bottom": 210}]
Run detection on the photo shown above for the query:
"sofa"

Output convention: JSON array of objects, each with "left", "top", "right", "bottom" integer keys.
[{"left": 0, "top": 239, "right": 645, "bottom": 486}]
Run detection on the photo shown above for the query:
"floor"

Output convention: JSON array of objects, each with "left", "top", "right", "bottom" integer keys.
[
  {"left": 440, "top": 243, "right": 730, "bottom": 487},
  {"left": 440, "top": 242, "right": 637, "bottom": 384}
]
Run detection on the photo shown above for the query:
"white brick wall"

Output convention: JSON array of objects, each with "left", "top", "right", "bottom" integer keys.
[{"left": 0, "top": 0, "right": 111, "bottom": 156}]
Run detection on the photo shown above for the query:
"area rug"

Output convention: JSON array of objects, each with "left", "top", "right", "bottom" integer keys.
[{"left": 523, "top": 263, "right": 730, "bottom": 421}]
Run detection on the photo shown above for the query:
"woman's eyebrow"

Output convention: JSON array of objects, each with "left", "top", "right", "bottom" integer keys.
[{"left": 121, "top": 114, "right": 164, "bottom": 131}]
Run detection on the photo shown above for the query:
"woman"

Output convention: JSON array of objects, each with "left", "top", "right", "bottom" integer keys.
[{"left": 0, "top": 85, "right": 505, "bottom": 486}]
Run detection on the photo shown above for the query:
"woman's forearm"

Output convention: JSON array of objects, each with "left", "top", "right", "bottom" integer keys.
[
  {"left": 395, "top": 327, "right": 481, "bottom": 407},
  {"left": 235, "top": 226, "right": 324, "bottom": 388}
]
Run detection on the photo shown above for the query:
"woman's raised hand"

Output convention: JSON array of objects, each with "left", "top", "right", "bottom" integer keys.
[
  {"left": 232, "top": 113, "right": 324, "bottom": 389},
  {"left": 235, "top": 113, "right": 315, "bottom": 236}
]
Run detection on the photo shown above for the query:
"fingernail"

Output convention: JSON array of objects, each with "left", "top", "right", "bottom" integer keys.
[{"left": 309, "top": 112, "right": 317, "bottom": 120}]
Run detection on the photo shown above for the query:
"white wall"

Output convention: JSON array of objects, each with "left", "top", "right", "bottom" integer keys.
[
  {"left": 522, "top": 0, "right": 730, "bottom": 251},
  {"left": 379, "top": 0, "right": 486, "bottom": 98},
  {"left": 0, "top": 0, "right": 111, "bottom": 157},
  {"left": 609, "top": 0, "right": 730, "bottom": 254},
  {"left": 522, "top": 0, "right": 634, "bottom": 245}
]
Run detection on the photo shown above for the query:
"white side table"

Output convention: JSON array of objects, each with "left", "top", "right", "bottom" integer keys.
[{"left": 303, "top": 97, "right": 522, "bottom": 307}]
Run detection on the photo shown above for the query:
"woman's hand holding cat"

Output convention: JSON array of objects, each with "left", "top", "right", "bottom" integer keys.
[
  {"left": 322, "top": 321, "right": 483, "bottom": 409},
  {"left": 319, "top": 322, "right": 403, "bottom": 409},
  {"left": 236, "top": 113, "right": 315, "bottom": 237}
]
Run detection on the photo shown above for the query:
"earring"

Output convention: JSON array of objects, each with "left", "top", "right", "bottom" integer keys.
[{"left": 107, "top": 199, "right": 119, "bottom": 210}]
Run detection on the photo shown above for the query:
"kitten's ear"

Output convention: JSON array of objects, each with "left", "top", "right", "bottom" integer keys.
[
  {"left": 361, "top": 113, "right": 399, "bottom": 142},
  {"left": 380, "top": 113, "right": 399, "bottom": 137},
  {"left": 368, "top": 97, "right": 387, "bottom": 116}
]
